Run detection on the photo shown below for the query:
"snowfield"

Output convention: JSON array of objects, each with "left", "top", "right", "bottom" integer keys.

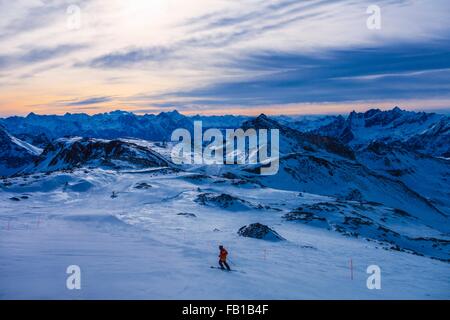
[{"left": 1, "top": 169, "right": 449, "bottom": 299}]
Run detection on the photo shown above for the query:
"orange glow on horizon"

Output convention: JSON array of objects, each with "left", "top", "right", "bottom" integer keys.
[{"left": 1, "top": 98, "right": 449, "bottom": 118}]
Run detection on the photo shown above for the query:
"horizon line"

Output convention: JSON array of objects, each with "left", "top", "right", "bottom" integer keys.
[{"left": 1, "top": 105, "right": 450, "bottom": 119}]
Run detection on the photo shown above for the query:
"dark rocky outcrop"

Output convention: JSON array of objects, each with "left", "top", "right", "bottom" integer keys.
[{"left": 238, "top": 223, "right": 285, "bottom": 241}]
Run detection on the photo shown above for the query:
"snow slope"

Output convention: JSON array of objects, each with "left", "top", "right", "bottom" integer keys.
[
  {"left": 0, "top": 169, "right": 449, "bottom": 299},
  {"left": 356, "top": 141, "right": 450, "bottom": 215},
  {"left": 0, "top": 126, "right": 40, "bottom": 177}
]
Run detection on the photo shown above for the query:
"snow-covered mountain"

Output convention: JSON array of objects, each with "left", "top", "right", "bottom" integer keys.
[
  {"left": 405, "top": 118, "right": 450, "bottom": 158},
  {"left": 313, "top": 107, "right": 449, "bottom": 157},
  {"left": 4, "top": 107, "right": 446, "bottom": 157},
  {"left": 356, "top": 141, "right": 450, "bottom": 215},
  {"left": 0, "top": 125, "right": 41, "bottom": 177},
  {"left": 20, "top": 137, "right": 172, "bottom": 174},
  {"left": 234, "top": 116, "right": 448, "bottom": 229},
  {"left": 278, "top": 115, "right": 339, "bottom": 132},
  {"left": 0, "top": 110, "right": 193, "bottom": 142},
  {"left": 191, "top": 114, "right": 250, "bottom": 128},
  {"left": 4, "top": 110, "right": 446, "bottom": 224},
  {"left": 14, "top": 132, "right": 51, "bottom": 149},
  {"left": 1, "top": 109, "right": 449, "bottom": 299},
  {"left": 242, "top": 114, "right": 355, "bottom": 160}
]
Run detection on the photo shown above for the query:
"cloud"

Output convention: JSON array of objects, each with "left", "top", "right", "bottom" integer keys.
[
  {"left": 2, "top": 0, "right": 450, "bottom": 115},
  {"left": 85, "top": 46, "right": 174, "bottom": 68},
  {"left": 149, "top": 42, "right": 450, "bottom": 106},
  {"left": 65, "top": 96, "right": 112, "bottom": 106},
  {"left": 0, "top": 44, "right": 88, "bottom": 70},
  {"left": 183, "top": 0, "right": 336, "bottom": 31},
  {"left": 82, "top": 0, "right": 332, "bottom": 68}
]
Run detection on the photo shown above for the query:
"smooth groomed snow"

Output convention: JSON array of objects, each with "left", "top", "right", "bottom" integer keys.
[{"left": 0, "top": 169, "right": 448, "bottom": 299}]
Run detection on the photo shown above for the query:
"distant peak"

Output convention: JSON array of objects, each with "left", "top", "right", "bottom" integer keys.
[
  {"left": 158, "top": 109, "right": 185, "bottom": 120},
  {"left": 108, "top": 110, "right": 131, "bottom": 115},
  {"left": 256, "top": 113, "right": 268, "bottom": 120},
  {"left": 242, "top": 113, "right": 283, "bottom": 130},
  {"left": 348, "top": 110, "right": 359, "bottom": 120},
  {"left": 253, "top": 114, "right": 276, "bottom": 125},
  {"left": 364, "top": 108, "right": 382, "bottom": 118}
]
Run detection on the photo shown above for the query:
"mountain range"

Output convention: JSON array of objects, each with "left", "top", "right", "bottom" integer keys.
[
  {"left": 1, "top": 107, "right": 449, "bottom": 268},
  {"left": 312, "top": 107, "right": 449, "bottom": 157},
  {"left": 1, "top": 107, "right": 448, "bottom": 155},
  {"left": 1, "top": 108, "right": 449, "bottom": 217}
]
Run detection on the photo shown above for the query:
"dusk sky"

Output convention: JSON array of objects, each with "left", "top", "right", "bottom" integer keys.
[{"left": 1, "top": 0, "right": 449, "bottom": 116}]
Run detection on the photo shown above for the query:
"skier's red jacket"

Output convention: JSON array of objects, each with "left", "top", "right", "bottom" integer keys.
[{"left": 219, "top": 248, "right": 228, "bottom": 261}]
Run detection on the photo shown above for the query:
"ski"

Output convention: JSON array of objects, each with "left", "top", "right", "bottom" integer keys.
[{"left": 210, "top": 266, "right": 246, "bottom": 274}]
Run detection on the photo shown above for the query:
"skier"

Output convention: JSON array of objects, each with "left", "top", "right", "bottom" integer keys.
[{"left": 218, "top": 245, "right": 231, "bottom": 271}]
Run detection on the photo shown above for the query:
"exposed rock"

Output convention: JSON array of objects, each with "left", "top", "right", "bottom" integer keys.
[
  {"left": 238, "top": 223, "right": 285, "bottom": 241},
  {"left": 341, "top": 189, "right": 364, "bottom": 202},
  {"left": 24, "top": 137, "right": 172, "bottom": 174},
  {"left": 177, "top": 212, "right": 196, "bottom": 218},
  {"left": 134, "top": 182, "right": 152, "bottom": 189},
  {"left": 283, "top": 209, "right": 327, "bottom": 224},
  {"left": 195, "top": 192, "right": 253, "bottom": 210}
]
